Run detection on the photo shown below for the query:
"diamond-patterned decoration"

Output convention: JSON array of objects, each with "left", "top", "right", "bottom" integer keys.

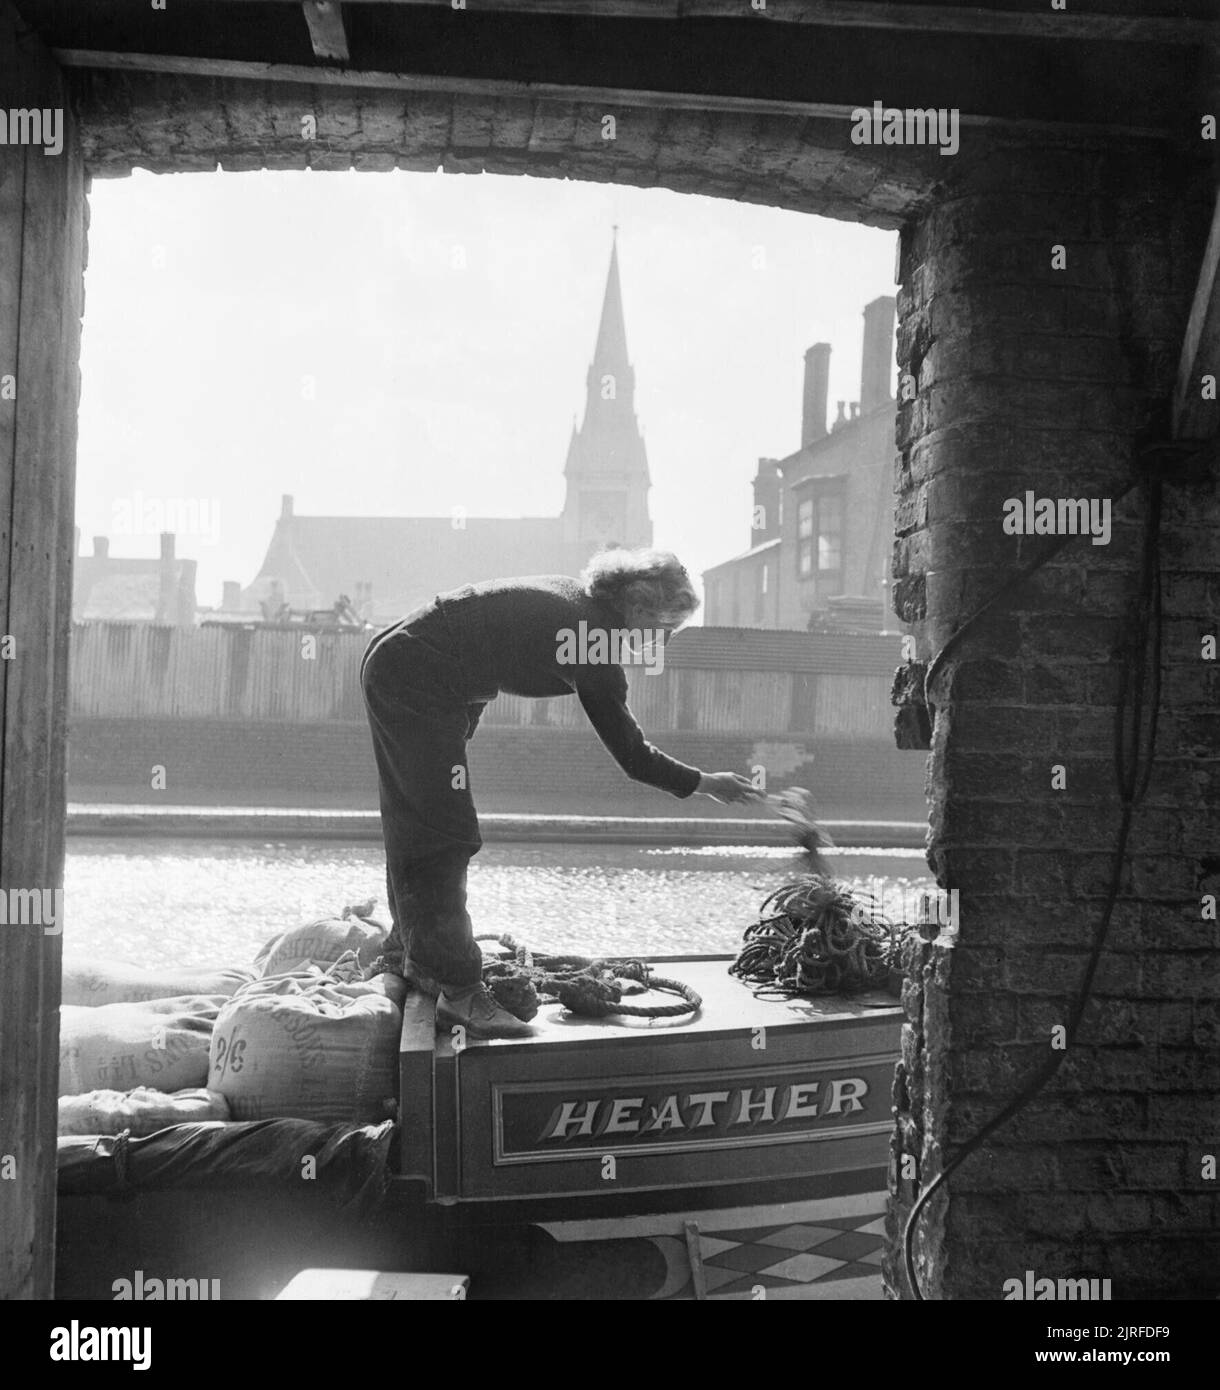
[{"left": 656, "top": 1200, "right": 888, "bottom": 1300}]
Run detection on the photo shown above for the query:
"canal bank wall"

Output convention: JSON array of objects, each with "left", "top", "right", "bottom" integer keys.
[{"left": 67, "top": 718, "right": 928, "bottom": 823}]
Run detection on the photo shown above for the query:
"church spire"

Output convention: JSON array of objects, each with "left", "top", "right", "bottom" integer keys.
[
  {"left": 589, "top": 227, "right": 632, "bottom": 396},
  {"left": 560, "top": 229, "right": 653, "bottom": 552}
]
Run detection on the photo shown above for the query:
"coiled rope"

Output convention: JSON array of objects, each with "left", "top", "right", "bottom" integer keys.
[
  {"left": 475, "top": 933, "right": 702, "bottom": 1021},
  {"left": 729, "top": 876, "right": 902, "bottom": 998}
]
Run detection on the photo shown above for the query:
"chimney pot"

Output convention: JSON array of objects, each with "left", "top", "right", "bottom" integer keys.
[
  {"left": 751, "top": 457, "right": 783, "bottom": 546},
  {"left": 92, "top": 535, "right": 109, "bottom": 559},
  {"left": 160, "top": 532, "right": 175, "bottom": 561},
  {"left": 801, "top": 343, "right": 831, "bottom": 449},
  {"left": 860, "top": 296, "right": 897, "bottom": 412}
]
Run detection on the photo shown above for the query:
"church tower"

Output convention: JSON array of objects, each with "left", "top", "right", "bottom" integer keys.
[{"left": 560, "top": 231, "right": 653, "bottom": 553}]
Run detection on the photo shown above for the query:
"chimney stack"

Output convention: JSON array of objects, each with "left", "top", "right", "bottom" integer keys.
[
  {"left": 92, "top": 536, "right": 109, "bottom": 560},
  {"left": 860, "top": 295, "right": 897, "bottom": 412},
  {"left": 222, "top": 580, "right": 241, "bottom": 611},
  {"left": 157, "top": 534, "right": 176, "bottom": 624},
  {"left": 751, "top": 458, "right": 782, "bottom": 546},
  {"left": 281, "top": 494, "right": 294, "bottom": 520},
  {"left": 801, "top": 343, "right": 831, "bottom": 448}
]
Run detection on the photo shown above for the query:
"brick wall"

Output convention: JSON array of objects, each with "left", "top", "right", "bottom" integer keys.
[
  {"left": 66, "top": 717, "right": 928, "bottom": 820},
  {"left": 885, "top": 137, "right": 1218, "bottom": 1300},
  {"left": 73, "top": 72, "right": 938, "bottom": 230}
]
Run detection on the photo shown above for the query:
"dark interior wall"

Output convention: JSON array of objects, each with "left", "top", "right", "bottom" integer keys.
[{"left": 886, "top": 134, "right": 1219, "bottom": 1300}]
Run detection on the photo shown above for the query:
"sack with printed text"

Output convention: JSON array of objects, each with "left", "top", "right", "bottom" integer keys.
[
  {"left": 59, "top": 995, "right": 226, "bottom": 1097},
  {"left": 62, "top": 956, "right": 257, "bottom": 1007},
  {"left": 210, "top": 960, "right": 404, "bottom": 1124},
  {"left": 253, "top": 900, "right": 389, "bottom": 977}
]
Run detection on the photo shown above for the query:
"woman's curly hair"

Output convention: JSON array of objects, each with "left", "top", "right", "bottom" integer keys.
[{"left": 581, "top": 547, "right": 700, "bottom": 627}]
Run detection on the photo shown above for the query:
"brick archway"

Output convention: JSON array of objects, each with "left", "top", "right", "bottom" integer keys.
[{"left": 74, "top": 70, "right": 942, "bottom": 228}]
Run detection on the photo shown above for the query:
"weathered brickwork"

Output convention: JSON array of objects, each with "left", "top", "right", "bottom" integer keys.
[
  {"left": 70, "top": 72, "right": 939, "bottom": 227},
  {"left": 885, "top": 136, "right": 1219, "bottom": 1300}
]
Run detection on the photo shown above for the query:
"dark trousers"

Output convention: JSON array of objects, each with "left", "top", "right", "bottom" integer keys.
[{"left": 360, "top": 613, "right": 486, "bottom": 989}]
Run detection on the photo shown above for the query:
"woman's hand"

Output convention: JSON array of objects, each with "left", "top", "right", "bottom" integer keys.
[{"left": 696, "top": 772, "right": 762, "bottom": 805}]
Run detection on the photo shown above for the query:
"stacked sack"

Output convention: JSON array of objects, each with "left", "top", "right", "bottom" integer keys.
[
  {"left": 62, "top": 958, "right": 257, "bottom": 1008},
  {"left": 253, "top": 900, "right": 389, "bottom": 977},
  {"left": 209, "top": 953, "right": 405, "bottom": 1125},
  {"left": 56, "top": 902, "right": 397, "bottom": 1135},
  {"left": 58, "top": 1086, "right": 230, "bottom": 1137},
  {"left": 59, "top": 995, "right": 227, "bottom": 1095}
]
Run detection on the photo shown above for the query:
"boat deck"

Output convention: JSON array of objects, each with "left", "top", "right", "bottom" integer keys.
[{"left": 399, "top": 957, "right": 903, "bottom": 1208}]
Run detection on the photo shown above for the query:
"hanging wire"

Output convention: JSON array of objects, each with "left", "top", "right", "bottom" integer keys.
[{"left": 902, "top": 470, "right": 1166, "bottom": 1301}]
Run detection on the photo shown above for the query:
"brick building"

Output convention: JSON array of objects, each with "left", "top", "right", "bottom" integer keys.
[
  {"left": 234, "top": 233, "right": 654, "bottom": 625},
  {"left": 71, "top": 530, "right": 197, "bottom": 626},
  {"left": 703, "top": 297, "right": 897, "bottom": 631}
]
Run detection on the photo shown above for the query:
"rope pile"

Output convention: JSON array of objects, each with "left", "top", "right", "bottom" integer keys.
[
  {"left": 475, "top": 933, "right": 701, "bottom": 1021},
  {"left": 730, "top": 875, "right": 904, "bottom": 999}
]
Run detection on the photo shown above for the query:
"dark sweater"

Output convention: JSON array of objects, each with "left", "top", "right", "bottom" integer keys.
[{"left": 416, "top": 574, "right": 701, "bottom": 799}]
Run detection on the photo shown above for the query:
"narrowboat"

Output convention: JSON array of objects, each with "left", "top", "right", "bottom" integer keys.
[{"left": 55, "top": 952, "right": 901, "bottom": 1302}]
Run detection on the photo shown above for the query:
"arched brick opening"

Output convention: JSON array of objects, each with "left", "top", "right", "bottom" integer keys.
[
  {"left": 3, "top": 3, "right": 1217, "bottom": 1300},
  {"left": 73, "top": 71, "right": 941, "bottom": 227}
]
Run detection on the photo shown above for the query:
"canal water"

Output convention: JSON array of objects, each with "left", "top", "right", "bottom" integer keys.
[{"left": 64, "top": 838, "right": 935, "bottom": 969}]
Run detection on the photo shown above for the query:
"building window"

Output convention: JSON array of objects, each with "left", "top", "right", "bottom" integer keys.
[
  {"left": 797, "top": 499, "right": 814, "bottom": 578},
  {"left": 795, "top": 482, "right": 844, "bottom": 589},
  {"left": 818, "top": 492, "right": 843, "bottom": 573}
]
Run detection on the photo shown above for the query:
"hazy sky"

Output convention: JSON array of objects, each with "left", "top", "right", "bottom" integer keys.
[{"left": 77, "top": 169, "right": 897, "bottom": 609}]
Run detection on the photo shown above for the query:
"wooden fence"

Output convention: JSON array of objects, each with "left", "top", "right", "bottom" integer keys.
[{"left": 69, "top": 622, "right": 898, "bottom": 739}]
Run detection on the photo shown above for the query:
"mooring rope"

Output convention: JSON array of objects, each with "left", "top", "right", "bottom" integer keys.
[
  {"left": 729, "top": 877, "right": 901, "bottom": 998},
  {"left": 475, "top": 933, "right": 702, "bottom": 1021}
]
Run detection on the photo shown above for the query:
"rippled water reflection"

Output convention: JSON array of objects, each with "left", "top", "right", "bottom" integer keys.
[{"left": 64, "top": 838, "right": 934, "bottom": 969}]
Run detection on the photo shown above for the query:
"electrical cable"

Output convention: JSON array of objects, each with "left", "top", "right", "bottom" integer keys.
[{"left": 902, "top": 469, "right": 1166, "bottom": 1301}]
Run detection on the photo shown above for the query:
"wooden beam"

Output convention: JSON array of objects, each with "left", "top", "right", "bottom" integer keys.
[
  {"left": 302, "top": 1, "right": 349, "bottom": 62},
  {"left": 0, "top": 1, "right": 85, "bottom": 1301},
  {"left": 1173, "top": 186, "right": 1220, "bottom": 441},
  {"left": 212, "top": 0, "right": 1218, "bottom": 45},
  {"left": 50, "top": 48, "right": 1172, "bottom": 140}
]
